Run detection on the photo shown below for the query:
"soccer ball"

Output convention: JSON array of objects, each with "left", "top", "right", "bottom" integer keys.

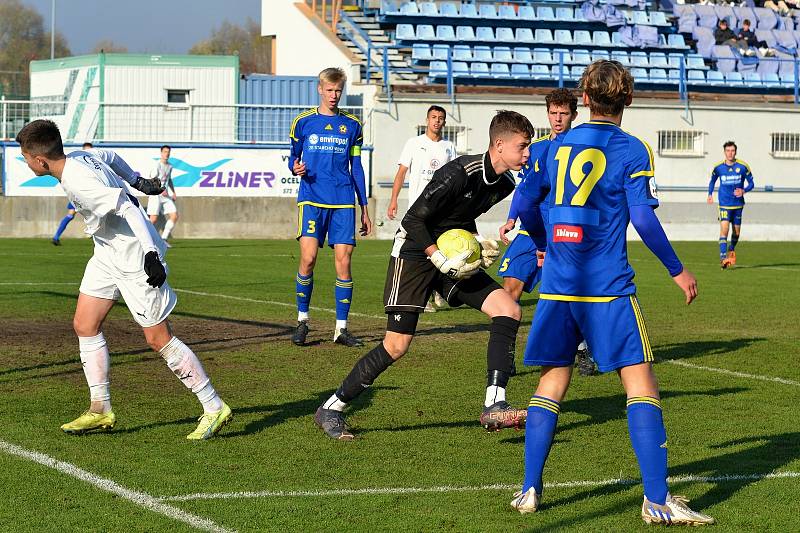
[{"left": 436, "top": 229, "right": 481, "bottom": 263}]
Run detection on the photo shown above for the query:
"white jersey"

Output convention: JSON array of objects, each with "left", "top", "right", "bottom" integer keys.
[
  {"left": 62, "top": 150, "right": 166, "bottom": 275},
  {"left": 149, "top": 161, "right": 174, "bottom": 195},
  {"left": 398, "top": 134, "right": 457, "bottom": 205}
]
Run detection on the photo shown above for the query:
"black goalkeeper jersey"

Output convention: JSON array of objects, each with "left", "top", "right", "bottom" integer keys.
[{"left": 393, "top": 152, "right": 516, "bottom": 260}]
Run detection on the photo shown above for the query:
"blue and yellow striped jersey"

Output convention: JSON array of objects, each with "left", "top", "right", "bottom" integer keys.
[
  {"left": 289, "top": 108, "right": 366, "bottom": 207},
  {"left": 707, "top": 159, "right": 754, "bottom": 209},
  {"left": 526, "top": 121, "right": 659, "bottom": 300}
]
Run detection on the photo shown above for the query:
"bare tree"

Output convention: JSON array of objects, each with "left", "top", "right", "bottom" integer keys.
[{"left": 190, "top": 18, "right": 272, "bottom": 75}]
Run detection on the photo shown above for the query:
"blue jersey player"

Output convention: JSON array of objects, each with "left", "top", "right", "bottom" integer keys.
[
  {"left": 510, "top": 61, "right": 713, "bottom": 526},
  {"left": 288, "top": 68, "right": 372, "bottom": 347},
  {"left": 706, "top": 141, "right": 754, "bottom": 269}
]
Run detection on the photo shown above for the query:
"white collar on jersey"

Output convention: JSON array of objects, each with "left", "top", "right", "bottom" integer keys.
[{"left": 481, "top": 151, "right": 514, "bottom": 186}]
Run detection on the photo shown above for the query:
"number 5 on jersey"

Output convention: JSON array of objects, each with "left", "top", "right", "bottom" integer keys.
[{"left": 554, "top": 147, "right": 607, "bottom": 206}]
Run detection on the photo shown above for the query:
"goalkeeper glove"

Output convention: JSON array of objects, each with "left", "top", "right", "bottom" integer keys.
[
  {"left": 475, "top": 234, "right": 500, "bottom": 269},
  {"left": 430, "top": 250, "right": 481, "bottom": 280},
  {"left": 132, "top": 177, "right": 165, "bottom": 195},
  {"left": 143, "top": 251, "right": 167, "bottom": 288}
]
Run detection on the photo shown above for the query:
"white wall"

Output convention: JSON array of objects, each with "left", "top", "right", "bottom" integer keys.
[
  {"left": 30, "top": 67, "right": 101, "bottom": 142},
  {"left": 262, "top": 0, "right": 357, "bottom": 78}
]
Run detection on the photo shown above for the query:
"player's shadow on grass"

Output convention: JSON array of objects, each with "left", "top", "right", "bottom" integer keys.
[
  {"left": 653, "top": 337, "right": 767, "bottom": 362},
  {"left": 733, "top": 262, "right": 800, "bottom": 269},
  {"left": 499, "top": 387, "right": 747, "bottom": 445},
  {"left": 218, "top": 386, "right": 398, "bottom": 438},
  {"left": 534, "top": 432, "right": 800, "bottom": 529}
]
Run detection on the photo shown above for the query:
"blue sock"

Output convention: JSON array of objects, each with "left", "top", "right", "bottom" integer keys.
[
  {"left": 296, "top": 273, "right": 313, "bottom": 313},
  {"left": 523, "top": 395, "right": 560, "bottom": 494},
  {"left": 54, "top": 214, "right": 74, "bottom": 241},
  {"left": 335, "top": 278, "right": 353, "bottom": 321},
  {"left": 718, "top": 237, "right": 727, "bottom": 260},
  {"left": 626, "top": 397, "right": 668, "bottom": 505},
  {"left": 730, "top": 233, "right": 739, "bottom": 251}
]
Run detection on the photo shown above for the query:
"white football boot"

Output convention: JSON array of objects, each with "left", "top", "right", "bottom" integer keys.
[
  {"left": 642, "top": 493, "right": 715, "bottom": 525},
  {"left": 510, "top": 487, "right": 540, "bottom": 514}
]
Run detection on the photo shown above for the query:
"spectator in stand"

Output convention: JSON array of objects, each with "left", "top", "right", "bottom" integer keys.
[
  {"left": 714, "top": 19, "right": 751, "bottom": 55},
  {"left": 738, "top": 19, "right": 776, "bottom": 57},
  {"left": 763, "top": 0, "right": 795, "bottom": 16}
]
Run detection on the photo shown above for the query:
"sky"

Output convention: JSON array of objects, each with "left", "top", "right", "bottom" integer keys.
[{"left": 22, "top": 0, "right": 262, "bottom": 56}]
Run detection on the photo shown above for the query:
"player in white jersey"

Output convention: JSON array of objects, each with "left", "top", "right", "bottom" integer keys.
[
  {"left": 147, "top": 145, "right": 179, "bottom": 243},
  {"left": 16, "top": 120, "right": 232, "bottom": 440},
  {"left": 387, "top": 106, "right": 457, "bottom": 312}
]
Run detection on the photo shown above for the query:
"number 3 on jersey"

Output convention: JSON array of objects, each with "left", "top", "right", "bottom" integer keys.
[
  {"left": 553, "top": 147, "right": 607, "bottom": 206},
  {"left": 307, "top": 220, "right": 316, "bottom": 234}
]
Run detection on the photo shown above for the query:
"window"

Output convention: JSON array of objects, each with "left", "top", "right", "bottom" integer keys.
[
  {"left": 533, "top": 127, "right": 550, "bottom": 140},
  {"left": 166, "top": 89, "right": 190, "bottom": 104},
  {"left": 416, "top": 124, "right": 469, "bottom": 153},
  {"left": 656, "top": 130, "right": 705, "bottom": 157},
  {"left": 770, "top": 132, "right": 800, "bottom": 159}
]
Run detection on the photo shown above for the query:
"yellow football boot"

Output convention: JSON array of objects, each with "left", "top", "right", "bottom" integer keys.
[
  {"left": 60, "top": 410, "right": 116, "bottom": 435},
  {"left": 187, "top": 402, "right": 232, "bottom": 440}
]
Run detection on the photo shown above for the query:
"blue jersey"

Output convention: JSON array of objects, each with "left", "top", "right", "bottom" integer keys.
[
  {"left": 707, "top": 159, "right": 754, "bottom": 209},
  {"left": 523, "top": 121, "right": 658, "bottom": 300},
  {"left": 289, "top": 108, "right": 367, "bottom": 207},
  {"left": 512, "top": 134, "right": 552, "bottom": 231}
]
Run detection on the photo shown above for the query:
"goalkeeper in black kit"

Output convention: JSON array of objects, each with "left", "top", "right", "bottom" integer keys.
[{"left": 315, "top": 110, "right": 538, "bottom": 440}]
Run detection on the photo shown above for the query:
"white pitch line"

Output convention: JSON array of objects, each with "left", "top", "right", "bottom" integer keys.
[
  {"left": 666, "top": 359, "right": 800, "bottom": 387},
  {"left": 0, "top": 282, "right": 77, "bottom": 286},
  {"left": 0, "top": 439, "right": 235, "bottom": 533},
  {"left": 159, "top": 471, "right": 800, "bottom": 502}
]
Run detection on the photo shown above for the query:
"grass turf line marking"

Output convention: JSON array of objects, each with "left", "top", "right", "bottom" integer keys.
[
  {"left": 0, "top": 439, "right": 235, "bottom": 533},
  {"left": 159, "top": 471, "right": 800, "bottom": 502},
  {"left": 666, "top": 359, "right": 800, "bottom": 387}
]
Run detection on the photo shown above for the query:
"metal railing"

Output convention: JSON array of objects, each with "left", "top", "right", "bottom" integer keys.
[{"left": 0, "top": 98, "right": 363, "bottom": 144}]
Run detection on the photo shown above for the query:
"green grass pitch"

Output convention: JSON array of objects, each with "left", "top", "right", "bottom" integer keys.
[{"left": 0, "top": 238, "right": 798, "bottom": 532}]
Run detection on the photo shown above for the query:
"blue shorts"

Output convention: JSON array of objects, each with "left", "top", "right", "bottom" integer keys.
[
  {"left": 497, "top": 231, "right": 541, "bottom": 293},
  {"left": 296, "top": 204, "right": 356, "bottom": 247},
  {"left": 718, "top": 206, "right": 743, "bottom": 225},
  {"left": 523, "top": 295, "right": 654, "bottom": 373},
  {"left": 67, "top": 202, "right": 75, "bottom": 210}
]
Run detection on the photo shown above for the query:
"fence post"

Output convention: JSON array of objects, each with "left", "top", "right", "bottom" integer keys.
[
  {"left": 383, "top": 47, "right": 392, "bottom": 104},
  {"left": 367, "top": 40, "right": 372, "bottom": 83},
  {"left": 188, "top": 104, "right": 194, "bottom": 142},
  {"left": 447, "top": 46, "right": 454, "bottom": 105},
  {"left": 795, "top": 57, "right": 799, "bottom": 105},
  {"left": 1, "top": 96, "right": 6, "bottom": 140},
  {"left": 679, "top": 55, "right": 687, "bottom": 101},
  {"left": 558, "top": 50, "right": 564, "bottom": 88}
]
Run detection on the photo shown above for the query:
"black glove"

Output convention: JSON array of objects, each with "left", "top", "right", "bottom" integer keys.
[
  {"left": 133, "top": 177, "right": 165, "bottom": 195},
  {"left": 144, "top": 251, "right": 167, "bottom": 288}
]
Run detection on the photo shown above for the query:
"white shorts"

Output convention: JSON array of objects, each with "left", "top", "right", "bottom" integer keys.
[
  {"left": 147, "top": 195, "right": 177, "bottom": 216},
  {"left": 79, "top": 254, "right": 177, "bottom": 328}
]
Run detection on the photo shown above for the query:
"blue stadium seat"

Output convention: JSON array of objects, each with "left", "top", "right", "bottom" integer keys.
[
  {"left": 419, "top": 24, "right": 438, "bottom": 40},
  {"left": 496, "top": 27, "right": 515, "bottom": 42},
  {"left": 538, "top": 6, "right": 556, "bottom": 21},
  {"left": 535, "top": 29, "right": 555, "bottom": 44},
  {"left": 412, "top": 44, "right": 432, "bottom": 61},
  {"left": 611, "top": 31, "right": 624, "bottom": 47},
  {"left": 471, "top": 62, "right": 491, "bottom": 78},
  {"left": 651, "top": 11, "right": 668, "bottom": 26},
  {"left": 552, "top": 48, "right": 572, "bottom": 64},
  {"left": 574, "top": 30, "right": 592, "bottom": 46},
  {"left": 667, "top": 53, "right": 684, "bottom": 69},
  {"left": 744, "top": 71, "right": 763, "bottom": 87},
  {"left": 498, "top": 4, "right": 517, "bottom": 19},
  {"left": 780, "top": 71, "right": 797, "bottom": 88},
  {"left": 668, "top": 34, "right": 687, "bottom": 48},
  {"left": 649, "top": 52, "right": 670, "bottom": 69},
  {"left": 382, "top": 0, "right": 400, "bottom": 15},
  {"left": 592, "top": 50, "right": 610, "bottom": 62},
  {"left": 439, "top": 2, "right": 458, "bottom": 17},
  {"left": 572, "top": 49, "right": 592, "bottom": 66},
  {"left": 763, "top": 72, "right": 781, "bottom": 88},
  {"left": 518, "top": 5, "right": 536, "bottom": 21},
  {"left": 667, "top": 69, "right": 683, "bottom": 84},
  {"left": 516, "top": 28, "right": 535, "bottom": 43},
  {"left": 555, "top": 29, "right": 573, "bottom": 45},
  {"left": 571, "top": 65, "right": 586, "bottom": 80},
  {"left": 688, "top": 70, "right": 706, "bottom": 84},
  {"left": 429, "top": 60, "right": 448, "bottom": 77},
  {"left": 631, "top": 51, "right": 649, "bottom": 68},
  {"left": 556, "top": 7, "right": 574, "bottom": 21},
  {"left": 479, "top": 4, "right": 498, "bottom": 19},
  {"left": 551, "top": 64, "right": 570, "bottom": 81},
  {"left": 455, "top": 26, "right": 475, "bottom": 41},
  {"left": 436, "top": 25, "right": 455, "bottom": 40},
  {"left": 511, "top": 63, "right": 530, "bottom": 79},
  {"left": 706, "top": 70, "right": 725, "bottom": 86},
  {"left": 687, "top": 54, "right": 707, "bottom": 70},
  {"left": 611, "top": 50, "right": 631, "bottom": 66},
  {"left": 452, "top": 61, "right": 470, "bottom": 77},
  {"left": 419, "top": 2, "right": 438, "bottom": 17},
  {"left": 755, "top": 7, "right": 778, "bottom": 30},
  {"left": 533, "top": 48, "right": 553, "bottom": 64},
  {"left": 396, "top": 24, "right": 415, "bottom": 41},
  {"left": 594, "top": 31, "right": 612, "bottom": 47},
  {"left": 476, "top": 26, "right": 495, "bottom": 41},
  {"left": 715, "top": 6, "right": 737, "bottom": 28},
  {"left": 633, "top": 11, "right": 649, "bottom": 25},
  {"left": 630, "top": 67, "right": 649, "bottom": 81},
  {"left": 460, "top": 3, "right": 478, "bottom": 18},
  {"left": 513, "top": 47, "right": 534, "bottom": 63},
  {"left": 494, "top": 46, "right": 513, "bottom": 63},
  {"left": 453, "top": 44, "right": 472, "bottom": 61},
  {"left": 491, "top": 63, "right": 511, "bottom": 79},
  {"left": 473, "top": 46, "right": 492, "bottom": 62},
  {"left": 400, "top": 1, "right": 420, "bottom": 15},
  {"left": 712, "top": 45, "right": 736, "bottom": 73},
  {"left": 725, "top": 71, "right": 745, "bottom": 87},
  {"left": 432, "top": 44, "right": 450, "bottom": 60},
  {"left": 649, "top": 68, "right": 668, "bottom": 82},
  {"left": 531, "top": 64, "right": 551, "bottom": 80}
]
